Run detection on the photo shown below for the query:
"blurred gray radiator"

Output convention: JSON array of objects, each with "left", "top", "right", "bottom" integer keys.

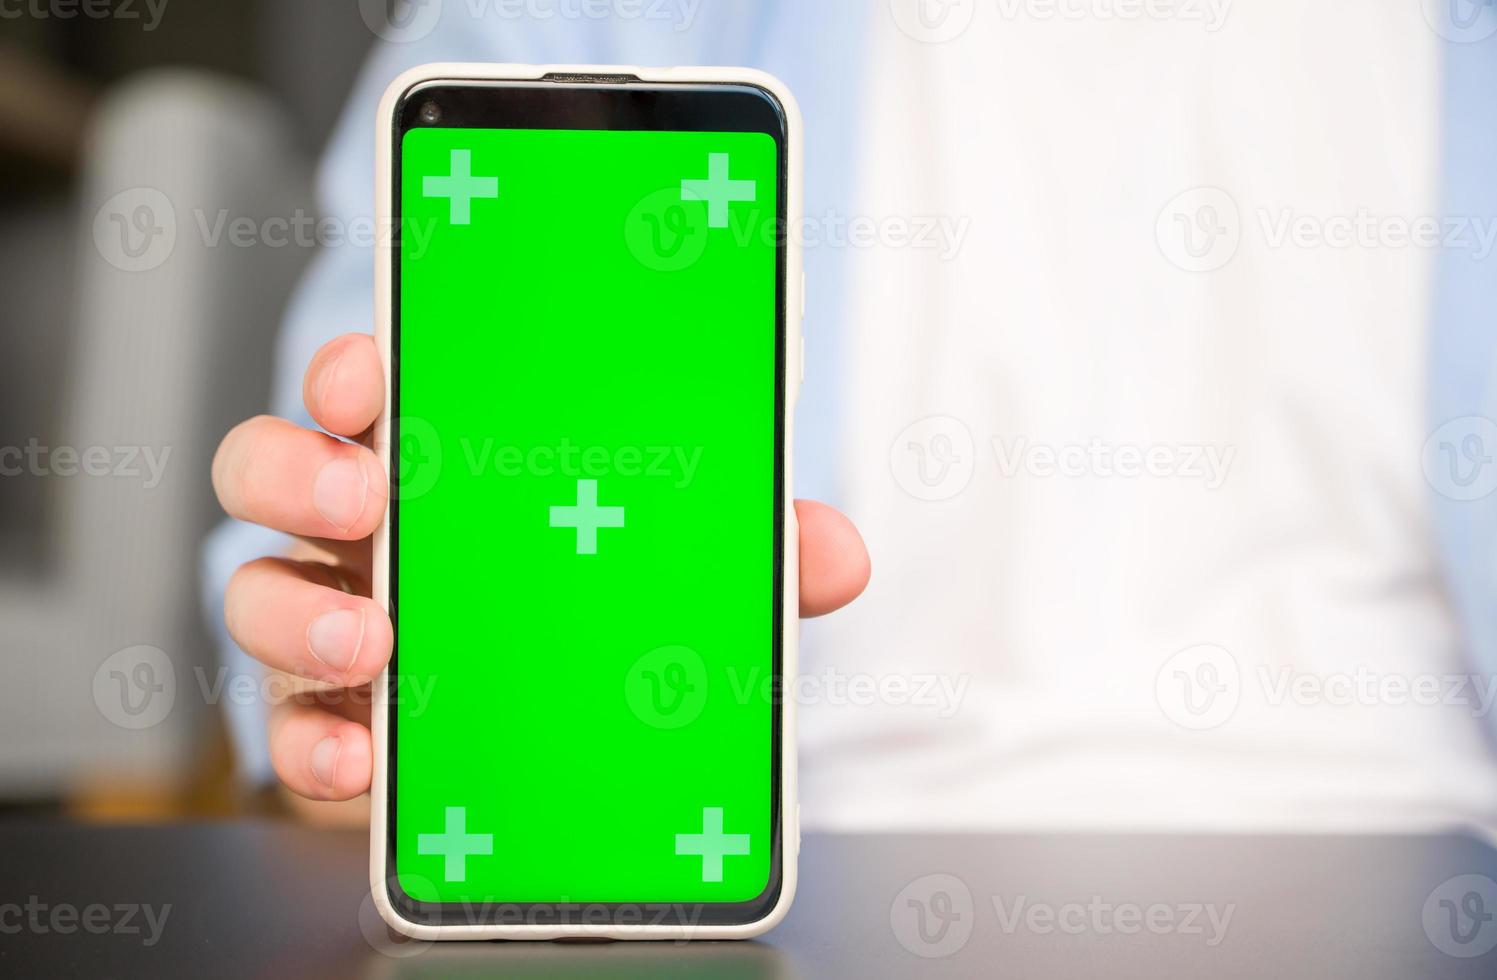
[{"left": 0, "top": 71, "right": 312, "bottom": 796}]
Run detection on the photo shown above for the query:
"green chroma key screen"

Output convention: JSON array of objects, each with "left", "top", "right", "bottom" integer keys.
[{"left": 393, "top": 111, "right": 782, "bottom": 912}]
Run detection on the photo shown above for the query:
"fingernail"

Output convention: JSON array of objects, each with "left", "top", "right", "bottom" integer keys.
[
  {"left": 310, "top": 735, "right": 342, "bottom": 788},
  {"left": 307, "top": 607, "right": 366, "bottom": 673},
  {"left": 313, "top": 456, "right": 368, "bottom": 531}
]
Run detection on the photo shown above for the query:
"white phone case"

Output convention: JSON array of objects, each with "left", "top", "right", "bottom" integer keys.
[{"left": 370, "top": 63, "right": 802, "bottom": 941}]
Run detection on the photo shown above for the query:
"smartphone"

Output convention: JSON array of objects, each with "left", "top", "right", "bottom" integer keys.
[{"left": 370, "top": 64, "right": 802, "bottom": 941}]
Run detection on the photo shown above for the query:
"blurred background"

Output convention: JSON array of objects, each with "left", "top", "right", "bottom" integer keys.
[
  {"left": 6, "top": 0, "right": 1497, "bottom": 839},
  {"left": 0, "top": 2, "right": 380, "bottom": 817}
]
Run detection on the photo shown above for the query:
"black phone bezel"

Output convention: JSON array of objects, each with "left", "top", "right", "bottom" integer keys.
[{"left": 385, "top": 76, "right": 790, "bottom": 931}]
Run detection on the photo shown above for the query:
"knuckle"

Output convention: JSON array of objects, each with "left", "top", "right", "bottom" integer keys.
[{"left": 223, "top": 557, "right": 270, "bottom": 646}]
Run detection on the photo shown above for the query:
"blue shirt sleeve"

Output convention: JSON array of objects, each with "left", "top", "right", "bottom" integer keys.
[{"left": 1429, "top": 32, "right": 1497, "bottom": 727}]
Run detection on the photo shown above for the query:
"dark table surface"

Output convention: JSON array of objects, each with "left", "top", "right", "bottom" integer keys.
[{"left": 2, "top": 820, "right": 1497, "bottom": 978}]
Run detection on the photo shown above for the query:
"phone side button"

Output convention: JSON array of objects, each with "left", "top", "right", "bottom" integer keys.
[
  {"left": 798, "top": 336, "right": 805, "bottom": 385},
  {"left": 795, "top": 803, "right": 802, "bottom": 854}
]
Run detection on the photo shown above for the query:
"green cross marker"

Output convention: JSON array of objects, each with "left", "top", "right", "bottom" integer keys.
[
  {"left": 549, "top": 479, "right": 625, "bottom": 555},
  {"left": 423, "top": 149, "right": 499, "bottom": 225},
  {"left": 417, "top": 806, "right": 493, "bottom": 882},
  {"left": 681, "top": 153, "right": 756, "bottom": 229},
  {"left": 675, "top": 807, "right": 751, "bottom": 883}
]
